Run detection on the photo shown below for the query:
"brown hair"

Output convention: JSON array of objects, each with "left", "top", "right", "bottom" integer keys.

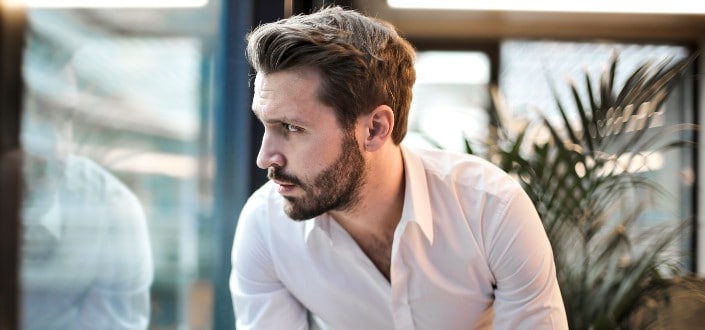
[{"left": 246, "top": 6, "right": 416, "bottom": 144}]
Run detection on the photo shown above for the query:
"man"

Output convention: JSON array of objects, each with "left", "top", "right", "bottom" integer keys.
[
  {"left": 230, "top": 6, "right": 568, "bottom": 329},
  {"left": 19, "top": 124, "right": 153, "bottom": 329}
]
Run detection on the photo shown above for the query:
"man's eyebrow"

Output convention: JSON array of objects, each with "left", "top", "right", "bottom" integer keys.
[{"left": 251, "top": 109, "right": 307, "bottom": 126}]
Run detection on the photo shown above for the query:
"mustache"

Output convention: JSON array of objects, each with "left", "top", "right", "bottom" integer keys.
[{"left": 267, "top": 167, "right": 302, "bottom": 186}]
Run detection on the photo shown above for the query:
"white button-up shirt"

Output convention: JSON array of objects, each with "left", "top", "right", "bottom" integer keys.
[{"left": 231, "top": 146, "right": 568, "bottom": 329}]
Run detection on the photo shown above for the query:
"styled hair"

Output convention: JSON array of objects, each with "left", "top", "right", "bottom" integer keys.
[{"left": 246, "top": 6, "right": 416, "bottom": 144}]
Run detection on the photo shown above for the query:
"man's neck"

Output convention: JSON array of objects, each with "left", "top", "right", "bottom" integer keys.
[{"left": 330, "top": 145, "right": 405, "bottom": 281}]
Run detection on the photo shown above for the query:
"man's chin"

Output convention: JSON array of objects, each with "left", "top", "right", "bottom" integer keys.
[
  {"left": 283, "top": 200, "right": 324, "bottom": 221},
  {"left": 284, "top": 210, "right": 316, "bottom": 222}
]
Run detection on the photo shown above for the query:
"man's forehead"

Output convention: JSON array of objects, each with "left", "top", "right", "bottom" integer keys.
[{"left": 251, "top": 69, "right": 330, "bottom": 124}]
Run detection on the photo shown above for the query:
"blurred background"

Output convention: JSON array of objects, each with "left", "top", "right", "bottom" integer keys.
[{"left": 1, "top": 0, "right": 704, "bottom": 329}]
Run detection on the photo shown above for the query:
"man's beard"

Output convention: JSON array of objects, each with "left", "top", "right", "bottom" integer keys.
[{"left": 268, "top": 132, "right": 366, "bottom": 221}]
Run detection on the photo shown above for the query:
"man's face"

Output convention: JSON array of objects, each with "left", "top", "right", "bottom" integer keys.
[{"left": 253, "top": 68, "right": 366, "bottom": 220}]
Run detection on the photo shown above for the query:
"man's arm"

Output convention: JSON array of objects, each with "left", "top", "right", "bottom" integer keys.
[
  {"left": 486, "top": 186, "right": 569, "bottom": 329},
  {"left": 230, "top": 197, "right": 309, "bottom": 329}
]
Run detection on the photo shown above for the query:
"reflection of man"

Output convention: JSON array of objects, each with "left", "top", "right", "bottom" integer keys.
[
  {"left": 230, "top": 7, "right": 567, "bottom": 329},
  {"left": 20, "top": 150, "right": 153, "bottom": 330}
]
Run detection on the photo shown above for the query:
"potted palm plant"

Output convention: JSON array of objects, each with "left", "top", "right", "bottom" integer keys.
[{"left": 466, "top": 53, "right": 699, "bottom": 329}]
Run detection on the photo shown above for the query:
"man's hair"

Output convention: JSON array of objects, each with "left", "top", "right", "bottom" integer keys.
[{"left": 246, "top": 6, "right": 416, "bottom": 144}]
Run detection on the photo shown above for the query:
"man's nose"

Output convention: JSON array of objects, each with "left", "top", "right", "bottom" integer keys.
[{"left": 255, "top": 133, "right": 285, "bottom": 169}]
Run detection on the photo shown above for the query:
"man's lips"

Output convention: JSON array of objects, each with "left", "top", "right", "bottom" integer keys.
[{"left": 273, "top": 179, "right": 297, "bottom": 194}]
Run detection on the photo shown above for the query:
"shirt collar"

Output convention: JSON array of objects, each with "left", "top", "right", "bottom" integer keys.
[
  {"left": 303, "top": 145, "right": 435, "bottom": 244},
  {"left": 38, "top": 192, "right": 62, "bottom": 240},
  {"left": 24, "top": 191, "right": 62, "bottom": 243},
  {"left": 304, "top": 214, "right": 328, "bottom": 243},
  {"left": 399, "top": 145, "right": 434, "bottom": 244}
]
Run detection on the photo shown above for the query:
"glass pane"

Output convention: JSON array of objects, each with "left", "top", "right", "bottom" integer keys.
[
  {"left": 20, "top": 7, "right": 216, "bottom": 329},
  {"left": 404, "top": 51, "right": 491, "bottom": 153}
]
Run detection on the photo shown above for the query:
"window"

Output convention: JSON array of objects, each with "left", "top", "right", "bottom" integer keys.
[
  {"left": 20, "top": 6, "right": 217, "bottom": 329},
  {"left": 404, "top": 51, "right": 491, "bottom": 153}
]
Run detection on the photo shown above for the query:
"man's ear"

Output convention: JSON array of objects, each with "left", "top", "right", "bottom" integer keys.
[{"left": 362, "top": 105, "right": 394, "bottom": 151}]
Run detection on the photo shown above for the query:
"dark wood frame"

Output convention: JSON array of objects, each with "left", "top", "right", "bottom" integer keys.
[{"left": 0, "top": 4, "right": 26, "bottom": 330}]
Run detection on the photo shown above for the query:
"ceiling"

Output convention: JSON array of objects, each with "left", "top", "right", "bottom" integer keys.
[{"left": 353, "top": 0, "right": 705, "bottom": 43}]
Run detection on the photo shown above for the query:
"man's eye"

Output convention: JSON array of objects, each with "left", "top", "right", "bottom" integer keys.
[{"left": 284, "top": 124, "right": 301, "bottom": 132}]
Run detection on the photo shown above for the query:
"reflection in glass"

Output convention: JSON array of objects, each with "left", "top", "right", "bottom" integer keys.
[
  {"left": 20, "top": 6, "right": 216, "bottom": 329},
  {"left": 21, "top": 124, "right": 153, "bottom": 329}
]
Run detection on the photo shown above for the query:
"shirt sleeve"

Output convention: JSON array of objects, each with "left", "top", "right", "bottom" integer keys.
[
  {"left": 230, "top": 195, "right": 309, "bottom": 330},
  {"left": 485, "top": 185, "right": 569, "bottom": 329}
]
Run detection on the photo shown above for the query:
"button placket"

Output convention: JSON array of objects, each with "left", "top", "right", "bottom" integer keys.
[{"left": 390, "top": 227, "right": 415, "bottom": 330}]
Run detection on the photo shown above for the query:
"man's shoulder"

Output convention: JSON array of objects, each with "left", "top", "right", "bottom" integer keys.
[
  {"left": 410, "top": 146, "right": 494, "bottom": 168},
  {"left": 239, "top": 181, "right": 301, "bottom": 229},
  {"left": 406, "top": 146, "right": 521, "bottom": 196},
  {"left": 60, "top": 155, "right": 144, "bottom": 210},
  {"left": 235, "top": 181, "right": 310, "bottom": 253},
  {"left": 245, "top": 181, "right": 283, "bottom": 210}
]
